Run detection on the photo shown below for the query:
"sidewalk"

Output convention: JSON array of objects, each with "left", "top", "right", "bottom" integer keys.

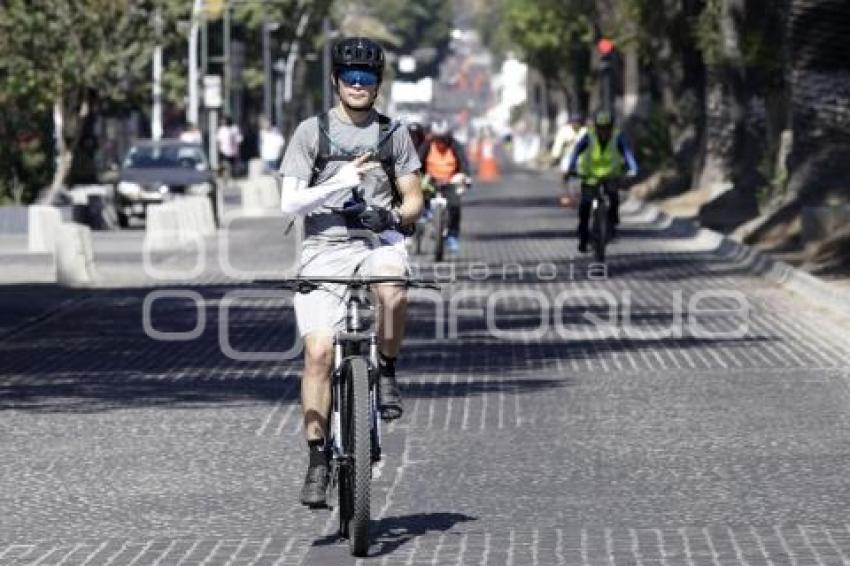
[{"left": 648, "top": 185, "right": 850, "bottom": 316}]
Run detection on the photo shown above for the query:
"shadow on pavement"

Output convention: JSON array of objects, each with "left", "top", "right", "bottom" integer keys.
[
  {"left": 0, "top": 239, "right": 770, "bottom": 413},
  {"left": 312, "top": 512, "right": 477, "bottom": 557},
  {"left": 462, "top": 217, "right": 699, "bottom": 243}
]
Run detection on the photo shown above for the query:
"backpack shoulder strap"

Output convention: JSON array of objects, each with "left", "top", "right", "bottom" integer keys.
[
  {"left": 376, "top": 113, "right": 403, "bottom": 206},
  {"left": 309, "top": 112, "right": 332, "bottom": 186}
]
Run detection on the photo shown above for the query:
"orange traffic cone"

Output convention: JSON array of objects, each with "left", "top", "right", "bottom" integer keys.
[
  {"left": 477, "top": 138, "right": 500, "bottom": 182},
  {"left": 468, "top": 138, "right": 481, "bottom": 168}
]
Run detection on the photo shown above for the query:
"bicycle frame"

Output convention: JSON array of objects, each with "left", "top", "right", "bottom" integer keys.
[
  {"left": 588, "top": 178, "right": 616, "bottom": 263},
  {"left": 590, "top": 180, "right": 611, "bottom": 216},
  {"left": 329, "top": 285, "right": 380, "bottom": 467},
  {"left": 257, "top": 275, "right": 437, "bottom": 555}
]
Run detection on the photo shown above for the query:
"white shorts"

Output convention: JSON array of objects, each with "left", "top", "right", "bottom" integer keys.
[{"left": 294, "top": 238, "right": 410, "bottom": 337}]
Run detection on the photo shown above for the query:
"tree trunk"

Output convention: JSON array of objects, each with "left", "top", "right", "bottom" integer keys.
[
  {"left": 41, "top": 95, "right": 90, "bottom": 204},
  {"left": 696, "top": 0, "right": 761, "bottom": 231},
  {"left": 785, "top": 0, "right": 850, "bottom": 203}
]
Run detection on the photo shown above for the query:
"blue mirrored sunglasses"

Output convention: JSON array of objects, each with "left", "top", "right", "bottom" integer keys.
[{"left": 338, "top": 68, "right": 379, "bottom": 87}]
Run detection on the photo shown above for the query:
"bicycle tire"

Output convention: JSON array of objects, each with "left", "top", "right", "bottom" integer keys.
[
  {"left": 337, "top": 370, "right": 351, "bottom": 540},
  {"left": 346, "top": 357, "right": 372, "bottom": 556},
  {"left": 593, "top": 203, "right": 607, "bottom": 263},
  {"left": 433, "top": 204, "right": 445, "bottom": 262},
  {"left": 414, "top": 222, "right": 424, "bottom": 255}
]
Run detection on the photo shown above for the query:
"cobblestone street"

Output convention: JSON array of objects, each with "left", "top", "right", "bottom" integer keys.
[{"left": 2, "top": 171, "right": 850, "bottom": 565}]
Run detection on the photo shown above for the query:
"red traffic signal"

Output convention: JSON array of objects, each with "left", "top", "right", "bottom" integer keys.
[{"left": 597, "top": 38, "right": 615, "bottom": 55}]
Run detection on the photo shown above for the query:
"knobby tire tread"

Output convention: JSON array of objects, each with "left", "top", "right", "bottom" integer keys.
[{"left": 347, "top": 357, "right": 372, "bottom": 556}]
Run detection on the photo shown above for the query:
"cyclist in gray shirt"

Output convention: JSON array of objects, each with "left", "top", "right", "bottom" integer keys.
[{"left": 278, "top": 37, "right": 423, "bottom": 508}]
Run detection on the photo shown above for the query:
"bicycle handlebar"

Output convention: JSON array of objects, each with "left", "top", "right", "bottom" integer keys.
[{"left": 254, "top": 276, "right": 441, "bottom": 293}]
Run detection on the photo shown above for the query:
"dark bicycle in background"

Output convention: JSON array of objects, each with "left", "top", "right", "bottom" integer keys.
[
  {"left": 571, "top": 174, "right": 621, "bottom": 264},
  {"left": 410, "top": 175, "right": 467, "bottom": 262},
  {"left": 266, "top": 275, "right": 438, "bottom": 557},
  {"left": 589, "top": 178, "right": 616, "bottom": 263}
]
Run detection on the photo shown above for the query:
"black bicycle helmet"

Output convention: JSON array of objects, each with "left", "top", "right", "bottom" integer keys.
[
  {"left": 594, "top": 110, "right": 613, "bottom": 128},
  {"left": 332, "top": 37, "right": 385, "bottom": 78}
]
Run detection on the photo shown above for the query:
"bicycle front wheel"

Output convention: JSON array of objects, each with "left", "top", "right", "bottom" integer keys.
[
  {"left": 344, "top": 357, "right": 372, "bottom": 556},
  {"left": 592, "top": 203, "right": 608, "bottom": 263},
  {"left": 433, "top": 205, "right": 446, "bottom": 262}
]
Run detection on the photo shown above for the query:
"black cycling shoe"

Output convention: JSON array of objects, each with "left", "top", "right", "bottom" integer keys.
[
  {"left": 378, "top": 356, "right": 403, "bottom": 421},
  {"left": 379, "top": 374, "right": 403, "bottom": 421},
  {"left": 299, "top": 461, "right": 329, "bottom": 508}
]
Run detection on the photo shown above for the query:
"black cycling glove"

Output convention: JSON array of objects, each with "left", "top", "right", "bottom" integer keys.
[
  {"left": 358, "top": 206, "right": 396, "bottom": 232},
  {"left": 338, "top": 188, "right": 367, "bottom": 217}
]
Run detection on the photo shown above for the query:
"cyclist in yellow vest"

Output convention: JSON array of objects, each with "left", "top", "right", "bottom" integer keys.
[{"left": 567, "top": 111, "right": 638, "bottom": 252}]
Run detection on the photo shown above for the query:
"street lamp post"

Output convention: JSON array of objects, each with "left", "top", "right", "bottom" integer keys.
[
  {"left": 597, "top": 38, "right": 615, "bottom": 115},
  {"left": 322, "top": 17, "right": 332, "bottom": 112},
  {"left": 152, "top": 7, "right": 164, "bottom": 140},
  {"left": 263, "top": 3, "right": 273, "bottom": 121},
  {"left": 188, "top": 0, "right": 204, "bottom": 126},
  {"left": 224, "top": 1, "right": 232, "bottom": 115}
]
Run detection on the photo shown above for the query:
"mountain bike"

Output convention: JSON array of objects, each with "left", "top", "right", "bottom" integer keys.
[
  {"left": 569, "top": 175, "right": 619, "bottom": 263},
  {"left": 429, "top": 184, "right": 450, "bottom": 262},
  {"left": 410, "top": 179, "right": 450, "bottom": 261},
  {"left": 413, "top": 179, "right": 465, "bottom": 262},
  {"left": 589, "top": 179, "right": 613, "bottom": 263},
  {"left": 271, "top": 275, "right": 438, "bottom": 557}
]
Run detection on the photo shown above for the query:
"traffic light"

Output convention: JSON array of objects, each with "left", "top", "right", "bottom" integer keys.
[
  {"left": 596, "top": 38, "right": 615, "bottom": 56},
  {"left": 205, "top": 0, "right": 225, "bottom": 20}
]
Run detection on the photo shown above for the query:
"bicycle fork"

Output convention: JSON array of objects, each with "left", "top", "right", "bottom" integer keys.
[
  {"left": 369, "top": 336, "right": 382, "bottom": 463},
  {"left": 327, "top": 335, "right": 382, "bottom": 508}
]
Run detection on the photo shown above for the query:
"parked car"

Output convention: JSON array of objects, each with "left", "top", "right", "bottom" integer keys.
[{"left": 114, "top": 140, "right": 220, "bottom": 228}]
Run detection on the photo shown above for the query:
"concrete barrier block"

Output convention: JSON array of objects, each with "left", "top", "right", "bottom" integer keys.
[
  {"left": 28, "top": 205, "right": 62, "bottom": 253},
  {"left": 198, "top": 197, "right": 216, "bottom": 234},
  {"left": 145, "top": 197, "right": 215, "bottom": 251},
  {"left": 240, "top": 177, "right": 281, "bottom": 217},
  {"left": 144, "top": 202, "right": 182, "bottom": 251},
  {"left": 248, "top": 158, "right": 265, "bottom": 178},
  {"left": 177, "top": 200, "right": 198, "bottom": 244},
  {"left": 181, "top": 196, "right": 215, "bottom": 237},
  {"left": 55, "top": 223, "right": 97, "bottom": 286}
]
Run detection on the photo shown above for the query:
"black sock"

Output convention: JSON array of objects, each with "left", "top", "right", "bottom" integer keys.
[
  {"left": 379, "top": 353, "right": 396, "bottom": 376},
  {"left": 308, "top": 439, "right": 326, "bottom": 467}
]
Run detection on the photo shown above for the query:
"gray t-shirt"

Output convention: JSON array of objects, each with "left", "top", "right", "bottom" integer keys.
[{"left": 280, "top": 109, "right": 421, "bottom": 241}]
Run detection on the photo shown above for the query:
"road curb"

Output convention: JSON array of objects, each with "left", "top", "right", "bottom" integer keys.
[{"left": 630, "top": 196, "right": 850, "bottom": 313}]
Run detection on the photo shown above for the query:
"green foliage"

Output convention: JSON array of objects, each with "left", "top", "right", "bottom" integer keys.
[
  {"left": 499, "top": 0, "right": 594, "bottom": 85},
  {"left": 634, "top": 108, "right": 675, "bottom": 172},
  {"left": 335, "top": 0, "right": 453, "bottom": 76},
  {"left": 695, "top": 0, "right": 723, "bottom": 66},
  {"left": 0, "top": 0, "right": 191, "bottom": 198}
]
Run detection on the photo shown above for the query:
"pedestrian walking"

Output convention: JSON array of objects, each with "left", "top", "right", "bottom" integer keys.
[
  {"left": 550, "top": 112, "right": 586, "bottom": 206},
  {"left": 217, "top": 115, "right": 243, "bottom": 176},
  {"left": 259, "top": 117, "right": 285, "bottom": 173}
]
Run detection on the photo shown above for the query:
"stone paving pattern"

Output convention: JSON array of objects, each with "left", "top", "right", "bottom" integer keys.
[{"left": 1, "top": 171, "right": 849, "bottom": 565}]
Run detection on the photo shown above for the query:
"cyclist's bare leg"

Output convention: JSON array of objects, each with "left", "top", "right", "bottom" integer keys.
[
  {"left": 372, "top": 265, "right": 407, "bottom": 419},
  {"left": 302, "top": 332, "right": 334, "bottom": 441},
  {"left": 372, "top": 260, "right": 408, "bottom": 356},
  {"left": 375, "top": 282, "right": 407, "bottom": 357}
]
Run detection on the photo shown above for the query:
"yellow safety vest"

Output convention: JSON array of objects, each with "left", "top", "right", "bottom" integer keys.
[{"left": 578, "top": 129, "right": 623, "bottom": 184}]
